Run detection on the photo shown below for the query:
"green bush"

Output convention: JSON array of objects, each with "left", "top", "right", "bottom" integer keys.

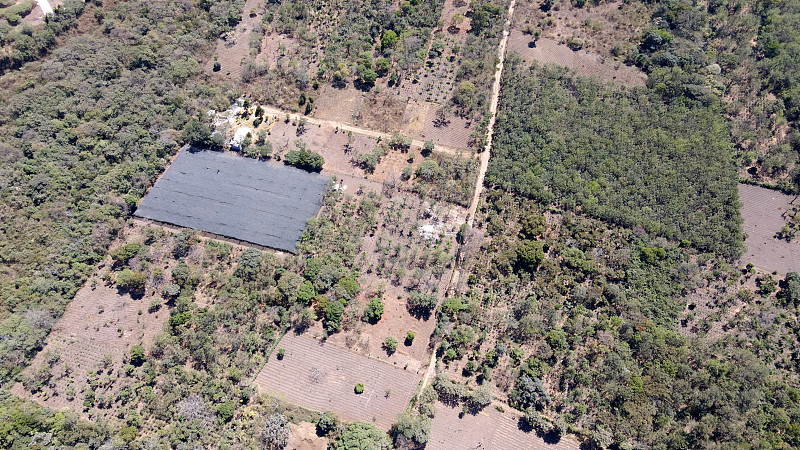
[
  {"left": 364, "top": 297, "right": 384, "bottom": 323},
  {"left": 383, "top": 337, "right": 398, "bottom": 354},
  {"left": 284, "top": 146, "right": 324, "bottom": 172},
  {"left": 354, "top": 383, "right": 365, "bottom": 394}
]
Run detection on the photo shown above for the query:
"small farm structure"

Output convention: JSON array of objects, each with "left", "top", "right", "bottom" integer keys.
[{"left": 135, "top": 149, "right": 329, "bottom": 252}]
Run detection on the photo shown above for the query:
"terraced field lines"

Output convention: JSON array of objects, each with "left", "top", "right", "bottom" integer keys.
[
  {"left": 253, "top": 332, "right": 421, "bottom": 430},
  {"left": 428, "top": 403, "right": 580, "bottom": 450}
]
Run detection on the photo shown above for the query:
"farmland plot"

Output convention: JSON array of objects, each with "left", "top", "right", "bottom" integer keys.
[
  {"left": 254, "top": 332, "right": 422, "bottom": 430},
  {"left": 739, "top": 183, "right": 800, "bottom": 274},
  {"left": 428, "top": 402, "right": 580, "bottom": 450},
  {"left": 507, "top": 31, "right": 646, "bottom": 86}
]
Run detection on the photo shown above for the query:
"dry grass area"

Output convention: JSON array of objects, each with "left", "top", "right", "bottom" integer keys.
[
  {"left": 428, "top": 402, "right": 580, "bottom": 450},
  {"left": 206, "top": 0, "right": 263, "bottom": 79},
  {"left": 739, "top": 183, "right": 800, "bottom": 274},
  {"left": 508, "top": 31, "right": 646, "bottom": 86},
  {"left": 10, "top": 221, "right": 250, "bottom": 419},
  {"left": 254, "top": 332, "right": 422, "bottom": 430}
]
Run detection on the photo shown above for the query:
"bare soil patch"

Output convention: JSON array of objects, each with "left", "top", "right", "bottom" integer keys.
[
  {"left": 254, "top": 332, "right": 422, "bottom": 430},
  {"left": 287, "top": 421, "right": 328, "bottom": 450},
  {"left": 739, "top": 183, "right": 800, "bottom": 274},
  {"left": 508, "top": 31, "right": 646, "bottom": 86},
  {"left": 428, "top": 402, "right": 580, "bottom": 450}
]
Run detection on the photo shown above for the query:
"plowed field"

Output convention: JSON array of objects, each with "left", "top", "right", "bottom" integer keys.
[{"left": 253, "top": 332, "right": 421, "bottom": 430}]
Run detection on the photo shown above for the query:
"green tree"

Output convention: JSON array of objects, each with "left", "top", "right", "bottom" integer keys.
[
  {"left": 391, "top": 412, "right": 431, "bottom": 446},
  {"left": 181, "top": 118, "right": 212, "bottom": 147},
  {"left": 297, "top": 280, "right": 316, "bottom": 305},
  {"left": 383, "top": 337, "right": 398, "bottom": 354},
  {"left": 364, "top": 297, "right": 384, "bottom": 323},
  {"left": 129, "top": 345, "right": 146, "bottom": 366},
  {"left": 325, "top": 300, "right": 345, "bottom": 332},
  {"left": 516, "top": 240, "right": 544, "bottom": 272},
  {"left": 381, "top": 30, "right": 398, "bottom": 49},
  {"left": 334, "top": 422, "right": 391, "bottom": 450},
  {"left": 375, "top": 57, "right": 390, "bottom": 75},
  {"left": 316, "top": 411, "right": 341, "bottom": 436}
]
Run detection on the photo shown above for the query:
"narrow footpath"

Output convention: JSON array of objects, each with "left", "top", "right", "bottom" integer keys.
[{"left": 466, "top": 0, "right": 516, "bottom": 228}]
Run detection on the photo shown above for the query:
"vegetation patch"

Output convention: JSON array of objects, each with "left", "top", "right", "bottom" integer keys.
[{"left": 488, "top": 60, "right": 742, "bottom": 257}]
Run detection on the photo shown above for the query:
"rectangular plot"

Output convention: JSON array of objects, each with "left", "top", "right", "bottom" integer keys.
[
  {"left": 254, "top": 333, "right": 421, "bottom": 430},
  {"left": 135, "top": 149, "right": 329, "bottom": 252},
  {"left": 428, "top": 402, "right": 580, "bottom": 450},
  {"left": 739, "top": 183, "right": 800, "bottom": 274}
]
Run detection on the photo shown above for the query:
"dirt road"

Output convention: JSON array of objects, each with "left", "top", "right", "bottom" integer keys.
[
  {"left": 260, "top": 106, "right": 469, "bottom": 158},
  {"left": 466, "top": 0, "right": 516, "bottom": 227},
  {"left": 422, "top": 0, "right": 519, "bottom": 394}
]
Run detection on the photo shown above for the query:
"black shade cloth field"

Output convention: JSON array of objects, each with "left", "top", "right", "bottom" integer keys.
[{"left": 136, "top": 148, "right": 329, "bottom": 252}]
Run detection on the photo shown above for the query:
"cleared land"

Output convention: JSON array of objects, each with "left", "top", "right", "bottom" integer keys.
[
  {"left": 253, "top": 332, "right": 421, "bottom": 430},
  {"left": 739, "top": 183, "right": 800, "bottom": 273},
  {"left": 428, "top": 402, "right": 580, "bottom": 450},
  {"left": 508, "top": 31, "right": 646, "bottom": 86},
  {"left": 135, "top": 149, "right": 328, "bottom": 252}
]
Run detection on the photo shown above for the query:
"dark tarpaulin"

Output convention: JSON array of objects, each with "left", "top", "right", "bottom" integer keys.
[{"left": 135, "top": 148, "right": 329, "bottom": 252}]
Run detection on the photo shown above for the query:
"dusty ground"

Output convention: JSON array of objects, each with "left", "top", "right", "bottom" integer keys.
[
  {"left": 428, "top": 402, "right": 580, "bottom": 450},
  {"left": 253, "top": 332, "right": 422, "bottom": 430},
  {"left": 739, "top": 183, "right": 800, "bottom": 274},
  {"left": 286, "top": 421, "right": 328, "bottom": 450},
  {"left": 508, "top": 31, "right": 646, "bottom": 86}
]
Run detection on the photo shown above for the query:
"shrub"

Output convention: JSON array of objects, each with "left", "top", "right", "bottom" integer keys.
[
  {"left": 110, "top": 242, "right": 142, "bottom": 264},
  {"left": 405, "top": 331, "right": 415, "bottom": 345},
  {"left": 355, "top": 383, "right": 365, "bottom": 394},
  {"left": 277, "top": 348, "right": 285, "bottom": 360},
  {"left": 284, "top": 144, "right": 324, "bottom": 172},
  {"left": 217, "top": 401, "right": 235, "bottom": 422},
  {"left": 383, "top": 337, "right": 398, "bottom": 354},
  {"left": 115, "top": 269, "right": 147, "bottom": 292},
  {"left": 261, "top": 413, "right": 290, "bottom": 449},
  {"left": 364, "top": 297, "right": 384, "bottom": 323}
]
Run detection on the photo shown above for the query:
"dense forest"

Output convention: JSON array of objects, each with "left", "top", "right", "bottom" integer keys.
[
  {"left": 487, "top": 59, "right": 743, "bottom": 257},
  {"left": 627, "top": 0, "right": 800, "bottom": 191}
]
